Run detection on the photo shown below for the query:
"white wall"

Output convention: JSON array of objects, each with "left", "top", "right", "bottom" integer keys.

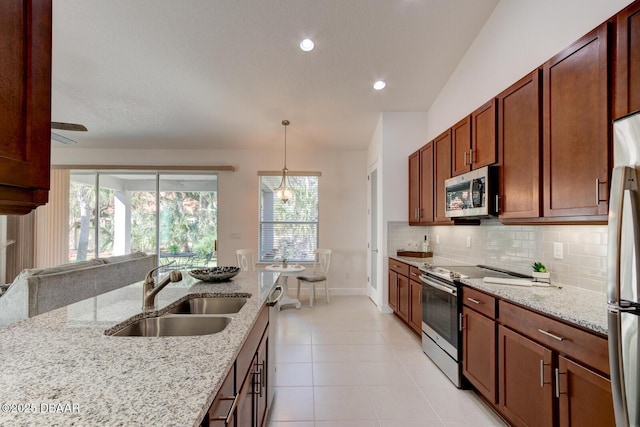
[
  {"left": 52, "top": 146, "right": 368, "bottom": 295},
  {"left": 424, "top": 0, "right": 634, "bottom": 143}
]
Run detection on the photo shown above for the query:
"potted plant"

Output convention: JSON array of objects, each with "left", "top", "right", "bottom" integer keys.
[
  {"left": 531, "top": 261, "right": 550, "bottom": 282},
  {"left": 281, "top": 257, "right": 288, "bottom": 268},
  {"left": 168, "top": 243, "right": 180, "bottom": 254}
]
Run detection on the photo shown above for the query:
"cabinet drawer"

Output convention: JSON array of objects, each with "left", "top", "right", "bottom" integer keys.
[
  {"left": 388, "top": 259, "right": 409, "bottom": 277},
  {"left": 463, "top": 287, "right": 496, "bottom": 319},
  {"left": 409, "top": 266, "right": 421, "bottom": 281},
  {"left": 237, "top": 305, "right": 268, "bottom": 383},
  {"left": 499, "top": 301, "right": 609, "bottom": 375}
]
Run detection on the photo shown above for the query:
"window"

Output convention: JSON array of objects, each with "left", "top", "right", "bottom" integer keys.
[
  {"left": 259, "top": 174, "right": 319, "bottom": 263},
  {"left": 69, "top": 171, "right": 217, "bottom": 268}
]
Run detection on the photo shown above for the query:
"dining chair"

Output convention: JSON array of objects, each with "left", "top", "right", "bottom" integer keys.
[
  {"left": 296, "top": 249, "right": 332, "bottom": 307},
  {"left": 236, "top": 249, "right": 256, "bottom": 272}
]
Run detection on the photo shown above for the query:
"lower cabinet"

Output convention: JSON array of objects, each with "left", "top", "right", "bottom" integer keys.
[
  {"left": 203, "top": 305, "right": 270, "bottom": 427},
  {"left": 461, "top": 289, "right": 615, "bottom": 427},
  {"left": 388, "top": 259, "right": 422, "bottom": 336}
]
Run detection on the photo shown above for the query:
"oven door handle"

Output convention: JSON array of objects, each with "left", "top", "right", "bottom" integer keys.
[{"left": 421, "top": 277, "right": 457, "bottom": 296}]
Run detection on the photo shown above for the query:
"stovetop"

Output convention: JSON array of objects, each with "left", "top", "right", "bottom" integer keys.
[{"left": 420, "top": 264, "right": 531, "bottom": 283}]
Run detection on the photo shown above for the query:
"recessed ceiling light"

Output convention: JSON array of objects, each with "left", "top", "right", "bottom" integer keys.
[
  {"left": 300, "top": 38, "right": 315, "bottom": 52},
  {"left": 373, "top": 80, "right": 386, "bottom": 90}
]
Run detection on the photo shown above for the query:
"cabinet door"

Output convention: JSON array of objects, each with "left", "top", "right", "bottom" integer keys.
[
  {"left": 0, "top": 0, "right": 52, "bottom": 214},
  {"left": 433, "top": 130, "right": 453, "bottom": 223},
  {"left": 408, "top": 151, "right": 421, "bottom": 224},
  {"left": 615, "top": 0, "right": 640, "bottom": 119},
  {"left": 255, "top": 332, "right": 268, "bottom": 427},
  {"left": 388, "top": 271, "right": 398, "bottom": 312},
  {"left": 236, "top": 355, "right": 256, "bottom": 427},
  {"left": 543, "top": 23, "right": 610, "bottom": 219},
  {"left": 462, "top": 307, "right": 497, "bottom": 404},
  {"left": 419, "top": 143, "right": 434, "bottom": 223},
  {"left": 409, "top": 279, "right": 422, "bottom": 334},
  {"left": 498, "top": 325, "right": 553, "bottom": 427},
  {"left": 397, "top": 273, "right": 410, "bottom": 322},
  {"left": 557, "top": 356, "right": 615, "bottom": 427},
  {"left": 208, "top": 366, "right": 236, "bottom": 426},
  {"left": 471, "top": 99, "right": 498, "bottom": 169},
  {"left": 452, "top": 116, "right": 472, "bottom": 176},
  {"left": 498, "top": 70, "right": 542, "bottom": 219}
]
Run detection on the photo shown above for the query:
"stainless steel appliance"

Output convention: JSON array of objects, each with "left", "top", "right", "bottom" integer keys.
[
  {"left": 608, "top": 112, "right": 640, "bottom": 427},
  {"left": 444, "top": 165, "right": 497, "bottom": 219},
  {"left": 420, "top": 264, "right": 529, "bottom": 387}
]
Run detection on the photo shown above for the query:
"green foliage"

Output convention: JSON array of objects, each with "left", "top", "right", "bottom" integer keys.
[{"left": 531, "top": 261, "right": 547, "bottom": 273}]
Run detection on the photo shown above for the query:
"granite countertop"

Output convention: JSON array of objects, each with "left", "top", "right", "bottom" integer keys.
[
  {"left": 461, "top": 278, "right": 608, "bottom": 336},
  {"left": 0, "top": 270, "right": 279, "bottom": 427}
]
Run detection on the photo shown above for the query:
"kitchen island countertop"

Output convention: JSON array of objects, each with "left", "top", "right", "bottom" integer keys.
[{"left": 0, "top": 270, "right": 278, "bottom": 427}]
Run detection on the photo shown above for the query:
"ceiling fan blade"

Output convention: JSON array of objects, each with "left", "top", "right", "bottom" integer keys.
[
  {"left": 51, "top": 132, "right": 78, "bottom": 144},
  {"left": 51, "top": 122, "right": 87, "bottom": 132}
]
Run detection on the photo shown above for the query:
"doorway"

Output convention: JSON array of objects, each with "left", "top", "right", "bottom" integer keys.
[{"left": 368, "top": 167, "right": 380, "bottom": 306}]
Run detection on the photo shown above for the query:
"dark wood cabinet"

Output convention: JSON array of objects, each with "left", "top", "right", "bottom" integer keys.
[
  {"left": 557, "top": 355, "right": 615, "bottom": 427},
  {"left": 409, "top": 268, "right": 422, "bottom": 335},
  {"left": 498, "top": 325, "right": 554, "bottom": 427},
  {"left": 207, "top": 366, "right": 236, "bottom": 426},
  {"left": 0, "top": 0, "right": 52, "bottom": 215},
  {"left": 255, "top": 331, "right": 268, "bottom": 427},
  {"left": 542, "top": 22, "right": 611, "bottom": 219},
  {"left": 397, "top": 273, "right": 410, "bottom": 323},
  {"left": 388, "top": 270, "right": 398, "bottom": 312},
  {"left": 615, "top": 0, "right": 640, "bottom": 119},
  {"left": 452, "top": 116, "right": 472, "bottom": 176},
  {"left": 433, "top": 130, "right": 453, "bottom": 223},
  {"left": 408, "top": 144, "right": 434, "bottom": 225},
  {"left": 471, "top": 99, "right": 498, "bottom": 170},
  {"left": 235, "top": 355, "right": 256, "bottom": 427},
  {"left": 497, "top": 70, "right": 542, "bottom": 220}
]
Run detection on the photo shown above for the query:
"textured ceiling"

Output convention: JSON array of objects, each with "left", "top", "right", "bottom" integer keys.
[{"left": 51, "top": 0, "right": 499, "bottom": 151}]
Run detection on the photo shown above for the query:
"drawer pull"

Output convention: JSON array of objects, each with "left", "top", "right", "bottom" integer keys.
[
  {"left": 411, "top": 272, "right": 418, "bottom": 277},
  {"left": 538, "top": 329, "right": 565, "bottom": 341},
  {"left": 467, "top": 297, "right": 483, "bottom": 305},
  {"left": 540, "top": 360, "right": 551, "bottom": 388},
  {"left": 211, "top": 393, "right": 239, "bottom": 425}
]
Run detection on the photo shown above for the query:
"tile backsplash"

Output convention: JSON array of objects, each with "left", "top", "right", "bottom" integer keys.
[{"left": 388, "top": 219, "right": 608, "bottom": 294}]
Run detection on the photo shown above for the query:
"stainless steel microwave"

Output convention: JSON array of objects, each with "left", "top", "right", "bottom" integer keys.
[{"left": 444, "top": 166, "right": 497, "bottom": 218}]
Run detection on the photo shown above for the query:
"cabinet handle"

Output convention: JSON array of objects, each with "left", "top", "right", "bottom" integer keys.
[
  {"left": 495, "top": 195, "right": 500, "bottom": 214},
  {"left": 467, "top": 297, "right": 482, "bottom": 305},
  {"left": 469, "top": 149, "right": 473, "bottom": 165},
  {"left": 459, "top": 312, "right": 465, "bottom": 331},
  {"left": 555, "top": 368, "right": 566, "bottom": 398},
  {"left": 410, "top": 272, "right": 418, "bottom": 277},
  {"left": 538, "top": 329, "right": 565, "bottom": 341},
  {"left": 211, "top": 393, "right": 239, "bottom": 425},
  {"left": 595, "top": 178, "right": 607, "bottom": 204},
  {"left": 540, "top": 360, "right": 551, "bottom": 388},
  {"left": 463, "top": 151, "right": 468, "bottom": 166}
]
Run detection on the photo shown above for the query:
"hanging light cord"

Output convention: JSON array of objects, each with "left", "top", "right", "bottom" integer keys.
[{"left": 282, "top": 119, "right": 289, "bottom": 170}]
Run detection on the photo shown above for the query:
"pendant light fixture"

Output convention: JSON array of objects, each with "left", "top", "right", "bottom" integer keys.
[{"left": 274, "top": 119, "right": 295, "bottom": 203}]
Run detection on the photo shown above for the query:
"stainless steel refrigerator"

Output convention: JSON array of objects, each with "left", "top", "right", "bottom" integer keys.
[{"left": 608, "top": 111, "right": 640, "bottom": 427}]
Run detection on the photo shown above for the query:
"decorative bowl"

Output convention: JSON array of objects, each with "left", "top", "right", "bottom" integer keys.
[{"left": 189, "top": 266, "right": 240, "bottom": 282}]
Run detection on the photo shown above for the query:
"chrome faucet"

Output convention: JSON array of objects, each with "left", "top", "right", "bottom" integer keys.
[{"left": 143, "top": 266, "right": 182, "bottom": 311}]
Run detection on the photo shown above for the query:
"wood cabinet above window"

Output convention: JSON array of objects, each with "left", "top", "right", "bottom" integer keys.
[{"left": 0, "top": 1, "right": 52, "bottom": 215}]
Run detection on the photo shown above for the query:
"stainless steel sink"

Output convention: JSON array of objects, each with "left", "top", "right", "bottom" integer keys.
[
  {"left": 110, "top": 315, "right": 232, "bottom": 337},
  {"left": 165, "top": 297, "right": 247, "bottom": 315}
]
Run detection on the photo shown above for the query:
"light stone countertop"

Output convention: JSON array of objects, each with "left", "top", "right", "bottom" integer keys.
[
  {"left": 461, "top": 278, "right": 608, "bottom": 336},
  {"left": 0, "top": 270, "right": 279, "bottom": 427},
  {"left": 388, "top": 254, "right": 608, "bottom": 336}
]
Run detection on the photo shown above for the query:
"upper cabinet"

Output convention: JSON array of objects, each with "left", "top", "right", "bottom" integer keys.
[
  {"left": 408, "top": 143, "right": 434, "bottom": 225},
  {"left": 0, "top": 1, "right": 52, "bottom": 215},
  {"left": 452, "top": 116, "right": 472, "bottom": 176},
  {"left": 542, "top": 23, "right": 610, "bottom": 219},
  {"left": 452, "top": 100, "right": 498, "bottom": 177},
  {"left": 615, "top": 0, "right": 640, "bottom": 119},
  {"left": 433, "top": 130, "right": 453, "bottom": 224},
  {"left": 497, "top": 70, "right": 542, "bottom": 220}
]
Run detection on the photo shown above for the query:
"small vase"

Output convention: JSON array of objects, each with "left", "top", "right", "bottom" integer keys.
[
  {"left": 282, "top": 261, "right": 288, "bottom": 268},
  {"left": 532, "top": 271, "right": 550, "bottom": 282}
]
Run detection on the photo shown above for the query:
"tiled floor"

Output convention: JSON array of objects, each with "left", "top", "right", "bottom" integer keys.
[{"left": 268, "top": 295, "right": 508, "bottom": 427}]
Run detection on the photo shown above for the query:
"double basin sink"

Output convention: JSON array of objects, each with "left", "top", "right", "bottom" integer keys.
[{"left": 109, "top": 296, "right": 247, "bottom": 337}]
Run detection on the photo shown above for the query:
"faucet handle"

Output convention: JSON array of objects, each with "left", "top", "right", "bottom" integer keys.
[
  {"left": 145, "top": 262, "right": 176, "bottom": 285},
  {"left": 169, "top": 270, "right": 182, "bottom": 282}
]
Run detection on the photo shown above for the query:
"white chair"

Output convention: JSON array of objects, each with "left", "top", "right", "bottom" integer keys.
[
  {"left": 296, "top": 249, "right": 332, "bottom": 307},
  {"left": 236, "top": 249, "right": 255, "bottom": 272}
]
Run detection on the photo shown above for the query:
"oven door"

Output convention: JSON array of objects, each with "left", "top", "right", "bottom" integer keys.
[{"left": 421, "top": 275, "right": 459, "bottom": 360}]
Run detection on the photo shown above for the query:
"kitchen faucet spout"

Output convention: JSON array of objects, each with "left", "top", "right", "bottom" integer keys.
[{"left": 143, "top": 266, "right": 182, "bottom": 311}]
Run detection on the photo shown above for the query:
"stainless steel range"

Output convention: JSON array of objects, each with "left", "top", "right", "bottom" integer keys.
[{"left": 419, "top": 264, "right": 528, "bottom": 387}]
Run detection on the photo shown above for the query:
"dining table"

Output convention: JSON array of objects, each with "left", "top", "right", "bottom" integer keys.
[{"left": 264, "top": 264, "right": 306, "bottom": 310}]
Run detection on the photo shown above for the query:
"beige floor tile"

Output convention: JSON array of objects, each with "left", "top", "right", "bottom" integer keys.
[
  {"left": 276, "top": 363, "right": 314, "bottom": 387},
  {"left": 315, "top": 421, "right": 379, "bottom": 427},
  {"left": 346, "top": 331, "right": 387, "bottom": 345},
  {"left": 276, "top": 344, "right": 313, "bottom": 363},
  {"left": 312, "top": 330, "right": 355, "bottom": 345},
  {"left": 352, "top": 344, "right": 397, "bottom": 362},
  {"left": 268, "top": 422, "right": 315, "bottom": 427},
  {"left": 312, "top": 344, "right": 357, "bottom": 362},
  {"left": 269, "top": 387, "right": 315, "bottom": 422},
  {"left": 367, "top": 384, "right": 440, "bottom": 420},
  {"left": 358, "top": 361, "right": 414, "bottom": 386},
  {"left": 313, "top": 362, "right": 364, "bottom": 386},
  {"left": 314, "top": 385, "right": 376, "bottom": 421},
  {"left": 378, "top": 420, "right": 444, "bottom": 427},
  {"left": 279, "top": 330, "right": 313, "bottom": 345}
]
